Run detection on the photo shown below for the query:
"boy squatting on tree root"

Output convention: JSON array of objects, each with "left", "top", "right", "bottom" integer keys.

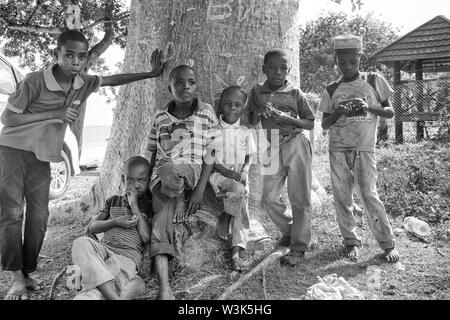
[
  {"left": 143, "top": 65, "right": 222, "bottom": 300},
  {"left": 319, "top": 34, "right": 400, "bottom": 262},
  {"left": 0, "top": 29, "right": 166, "bottom": 300}
]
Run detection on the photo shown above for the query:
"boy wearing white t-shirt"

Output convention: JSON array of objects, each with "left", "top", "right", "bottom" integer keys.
[{"left": 209, "top": 86, "right": 256, "bottom": 271}]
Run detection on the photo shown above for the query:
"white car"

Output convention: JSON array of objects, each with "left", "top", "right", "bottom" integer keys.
[{"left": 0, "top": 55, "right": 80, "bottom": 199}]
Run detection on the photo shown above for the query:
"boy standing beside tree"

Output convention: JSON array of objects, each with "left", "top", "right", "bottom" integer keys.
[
  {"left": 0, "top": 29, "right": 165, "bottom": 300},
  {"left": 319, "top": 34, "right": 399, "bottom": 262}
]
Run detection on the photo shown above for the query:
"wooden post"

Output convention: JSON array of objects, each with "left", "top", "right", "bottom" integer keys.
[
  {"left": 393, "top": 61, "right": 403, "bottom": 143},
  {"left": 415, "top": 60, "right": 424, "bottom": 141}
]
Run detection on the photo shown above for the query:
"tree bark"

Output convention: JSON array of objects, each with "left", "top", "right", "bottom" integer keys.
[{"left": 93, "top": 0, "right": 302, "bottom": 205}]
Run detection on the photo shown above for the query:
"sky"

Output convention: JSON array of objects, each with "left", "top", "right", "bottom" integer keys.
[{"left": 5, "top": 0, "right": 450, "bottom": 126}]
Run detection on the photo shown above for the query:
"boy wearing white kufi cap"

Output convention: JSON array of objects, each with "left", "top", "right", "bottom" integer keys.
[{"left": 318, "top": 34, "right": 400, "bottom": 263}]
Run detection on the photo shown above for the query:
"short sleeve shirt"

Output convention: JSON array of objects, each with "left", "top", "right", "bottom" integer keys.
[
  {"left": 248, "top": 80, "right": 315, "bottom": 138},
  {"left": 144, "top": 99, "right": 222, "bottom": 168},
  {"left": 214, "top": 115, "right": 257, "bottom": 172},
  {"left": 318, "top": 72, "right": 394, "bottom": 152},
  {"left": 0, "top": 64, "right": 102, "bottom": 162},
  {"left": 90, "top": 194, "right": 151, "bottom": 267}
]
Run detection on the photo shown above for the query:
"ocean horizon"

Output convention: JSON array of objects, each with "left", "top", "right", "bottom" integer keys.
[{"left": 80, "top": 125, "right": 112, "bottom": 164}]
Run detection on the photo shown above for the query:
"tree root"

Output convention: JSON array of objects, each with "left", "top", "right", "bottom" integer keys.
[
  {"left": 49, "top": 266, "right": 68, "bottom": 300},
  {"left": 216, "top": 247, "right": 289, "bottom": 300}
]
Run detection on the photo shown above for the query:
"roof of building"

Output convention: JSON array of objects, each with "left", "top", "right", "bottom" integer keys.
[{"left": 372, "top": 15, "right": 450, "bottom": 73}]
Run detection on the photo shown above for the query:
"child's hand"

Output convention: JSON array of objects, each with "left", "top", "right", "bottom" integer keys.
[
  {"left": 225, "top": 169, "right": 242, "bottom": 182},
  {"left": 125, "top": 185, "right": 138, "bottom": 209},
  {"left": 56, "top": 108, "right": 79, "bottom": 123},
  {"left": 352, "top": 98, "right": 369, "bottom": 112},
  {"left": 270, "top": 108, "right": 291, "bottom": 124},
  {"left": 336, "top": 103, "right": 351, "bottom": 116},
  {"left": 114, "top": 215, "right": 138, "bottom": 229},
  {"left": 150, "top": 48, "right": 166, "bottom": 77},
  {"left": 260, "top": 102, "right": 275, "bottom": 118},
  {"left": 240, "top": 171, "right": 249, "bottom": 186},
  {"left": 187, "top": 187, "right": 203, "bottom": 216}
]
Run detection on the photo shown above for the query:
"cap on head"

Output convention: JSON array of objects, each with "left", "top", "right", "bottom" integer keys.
[
  {"left": 334, "top": 34, "right": 363, "bottom": 55},
  {"left": 57, "top": 29, "right": 89, "bottom": 50}
]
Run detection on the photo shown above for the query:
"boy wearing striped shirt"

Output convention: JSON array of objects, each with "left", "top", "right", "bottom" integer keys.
[
  {"left": 71, "top": 156, "right": 152, "bottom": 300},
  {"left": 144, "top": 65, "right": 221, "bottom": 300}
]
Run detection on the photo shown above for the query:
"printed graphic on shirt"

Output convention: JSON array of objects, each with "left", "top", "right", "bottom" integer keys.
[{"left": 159, "top": 122, "right": 193, "bottom": 156}]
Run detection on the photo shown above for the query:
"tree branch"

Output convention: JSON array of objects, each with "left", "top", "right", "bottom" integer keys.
[
  {"left": 26, "top": 0, "right": 42, "bottom": 24},
  {"left": 0, "top": 17, "right": 63, "bottom": 35},
  {"left": 81, "top": 13, "right": 129, "bottom": 32},
  {"left": 87, "top": 0, "right": 115, "bottom": 64}
]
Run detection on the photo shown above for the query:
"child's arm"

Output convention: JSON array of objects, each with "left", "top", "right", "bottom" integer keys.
[
  {"left": 1, "top": 107, "right": 78, "bottom": 127},
  {"left": 88, "top": 198, "right": 138, "bottom": 234},
  {"left": 214, "top": 163, "right": 241, "bottom": 182},
  {"left": 270, "top": 110, "right": 314, "bottom": 130},
  {"left": 364, "top": 99, "right": 395, "bottom": 119},
  {"left": 239, "top": 153, "right": 254, "bottom": 186},
  {"left": 126, "top": 186, "right": 151, "bottom": 244},
  {"left": 321, "top": 108, "right": 348, "bottom": 130},
  {"left": 248, "top": 87, "right": 261, "bottom": 127},
  {"left": 187, "top": 161, "right": 214, "bottom": 217},
  {"left": 101, "top": 49, "right": 165, "bottom": 87},
  {"left": 270, "top": 90, "right": 315, "bottom": 130}
]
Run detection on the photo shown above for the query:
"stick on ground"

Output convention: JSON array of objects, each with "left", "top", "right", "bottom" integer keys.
[
  {"left": 49, "top": 266, "right": 68, "bottom": 300},
  {"left": 217, "top": 247, "right": 289, "bottom": 300}
]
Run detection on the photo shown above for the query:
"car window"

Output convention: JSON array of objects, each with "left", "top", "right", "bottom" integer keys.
[
  {"left": 0, "top": 59, "right": 16, "bottom": 114},
  {"left": 0, "top": 59, "right": 15, "bottom": 95}
]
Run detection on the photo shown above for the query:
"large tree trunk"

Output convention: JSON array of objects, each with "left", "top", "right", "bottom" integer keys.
[{"left": 92, "top": 0, "right": 302, "bottom": 206}]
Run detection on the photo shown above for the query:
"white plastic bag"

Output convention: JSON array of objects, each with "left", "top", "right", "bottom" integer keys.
[{"left": 305, "top": 274, "right": 364, "bottom": 300}]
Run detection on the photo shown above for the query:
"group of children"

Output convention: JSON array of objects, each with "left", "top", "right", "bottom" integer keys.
[{"left": 0, "top": 30, "right": 400, "bottom": 300}]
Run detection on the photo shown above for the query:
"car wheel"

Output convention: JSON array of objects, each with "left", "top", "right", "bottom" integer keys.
[{"left": 49, "top": 150, "right": 71, "bottom": 200}]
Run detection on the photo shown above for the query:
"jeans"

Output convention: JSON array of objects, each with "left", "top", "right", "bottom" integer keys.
[{"left": 0, "top": 146, "right": 51, "bottom": 272}]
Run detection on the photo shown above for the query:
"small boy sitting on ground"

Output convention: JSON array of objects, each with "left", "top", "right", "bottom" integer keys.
[
  {"left": 248, "top": 49, "right": 315, "bottom": 267},
  {"left": 209, "top": 86, "right": 257, "bottom": 271},
  {"left": 318, "top": 34, "right": 399, "bottom": 262},
  {"left": 0, "top": 29, "right": 165, "bottom": 300},
  {"left": 71, "top": 156, "right": 152, "bottom": 300},
  {"left": 144, "top": 65, "right": 221, "bottom": 299}
]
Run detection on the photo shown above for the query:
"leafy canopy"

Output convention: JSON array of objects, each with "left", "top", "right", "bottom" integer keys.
[{"left": 0, "top": 0, "right": 128, "bottom": 71}]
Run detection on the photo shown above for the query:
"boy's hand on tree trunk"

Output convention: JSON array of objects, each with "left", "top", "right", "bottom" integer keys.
[{"left": 150, "top": 48, "right": 169, "bottom": 77}]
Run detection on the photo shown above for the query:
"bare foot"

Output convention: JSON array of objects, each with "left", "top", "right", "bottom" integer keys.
[
  {"left": 5, "top": 272, "right": 27, "bottom": 300},
  {"left": 159, "top": 288, "right": 175, "bottom": 300},
  {"left": 382, "top": 247, "right": 400, "bottom": 263},
  {"left": 230, "top": 247, "right": 247, "bottom": 271},
  {"left": 173, "top": 194, "right": 186, "bottom": 224},
  {"left": 344, "top": 245, "right": 359, "bottom": 261},
  {"left": 24, "top": 275, "right": 43, "bottom": 291},
  {"left": 120, "top": 276, "right": 146, "bottom": 300},
  {"left": 280, "top": 251, "right": 305, "bottom": 267},
  {"left": 216, "top": 212, "right": 231, "bottom": 241}
]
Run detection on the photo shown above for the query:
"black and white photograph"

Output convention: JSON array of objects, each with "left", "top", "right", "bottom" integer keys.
[{"left": 0, "top": 0, "right": 448, "bottom": 309}]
